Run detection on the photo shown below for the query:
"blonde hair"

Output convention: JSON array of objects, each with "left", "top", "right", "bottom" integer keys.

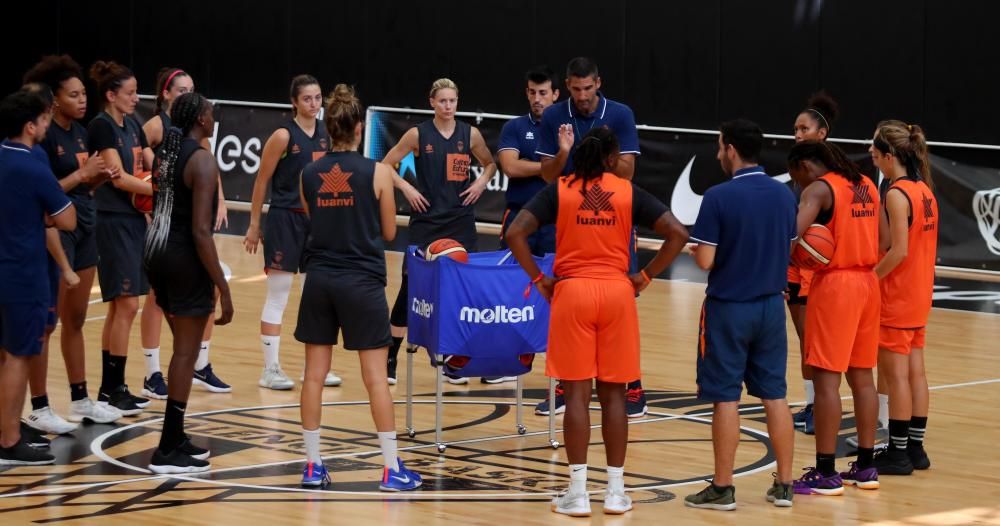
[
  {"left": 324, "top": 84, "right": 363, "bottom": 146},
  {"left": 429, "top": 78, "right": 458, "bottom": 99},
  {"left": 874, "top": 119, "right": 932, "bottom": 190}
]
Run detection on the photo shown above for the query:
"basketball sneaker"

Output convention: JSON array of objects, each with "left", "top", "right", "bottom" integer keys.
[
  {"left": 259, "top": 364, "right": 295, "bottom": 390},
  {"left": 0, "top": 437, "right": 55, "bottom": 466},
  {"left": 684, "top": 483, "right": 736, "bottom": 511},
  {"left": 142, "top": 372, "right": 168, "bottom": 400},
  {"left": 626, "top": 386, "right": 648, "bottom": 418},
  {"left": 551, "top": 489, "right": 591, "bottom": 516},
  {"left": 765, "top": 474, "right": 794, "bottom": 507},
  {"left": 443, "top": 372, "right": 468, "bottom": 385},
  {"left": 792, "top": 404, "right": 813, "bottom": 427},
  {"left": 179, "top": 436, "right": 210, "bottom": 461},
  {"left": 100, "top": 385, "right": 144, "bottom": 416},
  {"left": 387, "top": 356, "right": 398, "bottom": 386},
  {"left": 379, "top": 460, "right": 422, "bottom": 491},
  {"left": 840, "top": 461, "right": 880, "bottom": 489},
  {"left": 302, "top": 462, "right": 331, "bottom": 487},
  {"left": 871, "top": 448, "right": 913, "bottom": 476},
  {"left": 126, "top": 385, "right": 150, "bottom": 408},
  {"left": 19, "top": 422, "right": 50, "bottom": 449},
  {"left": 25, "top": 407, "right": 78, "bottom": 435},
  {"left": 846, "top": 422, "right": 889, "bottom": 448},
  {"left": 324, "top": 371, "right": 342, "bottom": 387},
  {"left": 480, "top": 376, "right": 517, "bottom": 384},
  {"left": 148, "top": 447, "right": 210, "bottom": 474},
  {"left": 194, "top": 363, "right": 232, "bottom": 393},
  {"left": 908, "top": 445, "right": 931, "bottom": 470},
  {"left": 792, "top": 467, "right": 845, "bottom": 495},
  {"left": 603, "top": 489, "right": 633, "bottom": 514},
  {"left": 535, "top": 384, "right": 565, "bottom": 416},
  {"left": 68, "top": 397, "right": 122, "bottom": 424}
]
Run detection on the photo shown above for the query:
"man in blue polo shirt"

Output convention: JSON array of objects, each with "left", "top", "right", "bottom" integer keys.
[
  {"left": 533, "top": 57, "right": 647, "bottom": 418},
  {"left": 684, "top": 119, "right": 797, "bottom": 511},
  {"left": 0, "top": 90, "right": 76, "bottom": 466}
]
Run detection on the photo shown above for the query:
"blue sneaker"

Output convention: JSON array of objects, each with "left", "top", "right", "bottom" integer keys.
[
  {"left": 535, "top": 384, "right": 566, "bottom": 416},
  {"left": 301, "top": 462, "right": 331, "bottom": 487},
  {"left": 142, "top": 372, "right": 168, "bottom": 400},
  {"left": 379, "top": 460, "right": 422, "bottom": 491},
  {"left": 194, "top": 363, "right": 233, "bottom": 393},
  {"left": 793, "top": 404, "right": 813, "bottom": 428}
]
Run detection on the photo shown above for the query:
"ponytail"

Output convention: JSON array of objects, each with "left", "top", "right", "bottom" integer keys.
[{"left": 570, "top": 127, "right": 618, "bottom": 195}]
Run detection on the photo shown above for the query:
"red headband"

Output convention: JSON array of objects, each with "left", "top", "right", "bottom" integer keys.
[{"left": 162, "top": 69, "right": 186, "bottom": 94}]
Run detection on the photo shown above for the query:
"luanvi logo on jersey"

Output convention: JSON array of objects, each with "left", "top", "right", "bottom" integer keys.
[
  {"left": 850, "top": 183, "right": 876, "bottom": 217},
  {"left": 459, "top": 305, "right": 535, "bottom": 324},
  {"left": 412, "top": 298, "right": 434, "bottom": 318},
  {"left": 973, "top": 188, "right": 1000, "bottom": 255},
  {"left": 576, "top": 184, "right": 616, "bottom": 226},
  {"left": 316, "top": 163, "right": 354, "bottom": 207},
  {"left": 921, "top": 193, "right": 937, "bottom": 232}
]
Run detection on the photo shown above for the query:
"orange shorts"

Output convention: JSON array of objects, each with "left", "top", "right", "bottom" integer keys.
[
  {"left": 787, "top": 265, "right": 814, "bottom": 297},
  {"left": 546, "top": 277, "right": 640, "bottom": 383},
  {"left": 805, "top": 269, "right": 880, "bottom": 372},
  {"left": 879, "top": 326, "right": 926, "bottom": 355}
]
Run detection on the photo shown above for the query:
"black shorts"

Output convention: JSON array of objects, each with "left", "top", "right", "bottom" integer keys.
[
  {"left": 786, "top": 282, "right": 808, "bottom": 306},
  {"left": 60, "top": 221, "right": 99, "bottom": 271},
  {"left": 146, "top": 241, "right": 215, "bottom": 317},
  {"left": 0, "top": 302, "right": 47, "bottom": 357},
  {"left": 263, "top": 207, "right": 309, "bottom": 273},
  {"left": 294, "top": 271, "right": 392, "bottom": 350},
  {"left": 97, "top": 211, "right": 150, "bottom": 301}
]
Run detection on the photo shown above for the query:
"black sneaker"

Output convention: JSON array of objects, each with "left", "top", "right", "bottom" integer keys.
[
  {"left": 19, "top": 422, "right": 50, "bottom": 449},
  {"left": 534, "top": 384, "right": 565, "bottom": 416},
  {"left": 125, "top": 384, "right": 151, "bottom": 408},
  {"left": 193, "top": 363, "right": 232, "bottom": 393},
  {"left": 907, "top": 445, "right": 931, "bottom": 470},
  {"left": 387, "top": 356, "right": 398, "bottom": 386},
  {"left": 0, "top": 437, "right": 55, "bottom": 465},
  {"left": 626, "top": 386, "right": 648, "bottom": 418},
  {"left": 179, "top": 436, "right": 210, "bottom": 460},
  {"left": 872, "top": 448, "right": 914, "bottom": 475},
  {"left": 101, "top": 385, "right": 144, "bottom": 416},
  {"left": 148, "top": 446, "right": 210, "bottom": 474}
]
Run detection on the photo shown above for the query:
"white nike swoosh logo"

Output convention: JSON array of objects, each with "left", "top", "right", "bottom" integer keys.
[
  {"left": 392, "top": 474, "right": 410, "bottom": 483},
  {"left": 670, "top": 156, "right": 793, "bottom": 225}
]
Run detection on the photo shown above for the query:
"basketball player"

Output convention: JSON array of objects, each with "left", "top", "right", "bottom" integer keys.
[
  {"left": 381, "top": 78, "right": 497, "bottom": 385},
  {"left": 140, "top": 68, "right": 230, "bottom": 398},
  {"left": 507, "top": 126, "right": 687, "bottom": 516},
  {"left": 0, "top": 89, "right": 76, "bottom": 465},
  {"left": 144, "top": 92, "right": 233, "bottom": 473},
  {"left": 20, "top": 57, "right": 122, "bottom": 433},
  {"left": 296, "top": 85, "right": 422, "bottom": 490},
  {"left": 244, "top": 75, "right": 341, "bottom": 390},
  {"left": 87, "top": 60, "right": 155, "bottom": 416},
  {"left": 684, "top": 119, "right": 797, "bottom": 510},
  {"left": 488, "top": 65, "right": 560, "bottom": 384},
  {"left": 788, "top": 92, "right": 838, "bottom": 435},
  {"left": 787, "top": 141, "right": 881, "bottom": 495},
  {"left": 534, "top": 57, "right": 647, "bottom": 418},
  {"left": 869, "top": 121, "right": 936, "bottom": 475}
]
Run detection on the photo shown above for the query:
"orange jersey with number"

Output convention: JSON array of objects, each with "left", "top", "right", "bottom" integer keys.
[
  {"left": 880, "top": 179, "right": 938, "bottom": 328},
  {"left": 817, "top": 172, "right": 880, "bottom": 271}
]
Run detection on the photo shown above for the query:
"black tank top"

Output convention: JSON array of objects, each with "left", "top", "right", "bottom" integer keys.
[
  {"left": 155, "top": 111, "right": 172, "bottom": 159},
  {"left": 300, "top": 151, "right": 386, "bottom": 282},
  {"left": 89, "top": 112, "right": 146, "bottom": 215},
  {"left": 42, "top": 120, "right": 95, "bottom": 226},
  {"left": 412, "top": 119, "right": 474, "bottom": 227},
  {"left": 153, "top": 138, "right": 218, "bottom": 243},
  {"left": 269, "top": 119, "right": 330, "bottom": 209}
]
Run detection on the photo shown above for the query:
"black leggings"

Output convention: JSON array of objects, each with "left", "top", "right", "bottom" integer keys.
[{"left": 390, "top": 263, "right": 408, "bottom": 327}]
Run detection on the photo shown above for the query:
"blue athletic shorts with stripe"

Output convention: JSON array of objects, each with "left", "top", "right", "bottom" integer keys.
[{"left": 696, "top": 294, "right": 787, "bottom": 402}]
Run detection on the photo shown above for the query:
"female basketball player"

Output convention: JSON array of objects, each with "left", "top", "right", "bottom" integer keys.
[
  {"left": 506, "top": 126, "right": 688, "bottom": 516},
  {"left": 139, "top": 68, "right": 230, "bottom": 398},
  {"left": 788, "top": 92, "right": 839, "bottom": 434},
  {"left": 295, "top": 84, "right": 421, "bottom": 490},
  {"left": 244, "top": 75, "right": 340, "bottom": 390},
  {"left": 787, "top": 141, "right": 881, "bottom": 496},
  {"left": 87, "top": 60, "right": 155, "bottom": 416},
  {"left": 19, "top": 56, "right": 122, "bottom": 433},
  {"left": 869, "top": 121, "right": 936, "bottom": 475},
  {"left": 380, "top": 78, "right": 497, "bottom": 385},
  {"left": 144, "top": 92, "right": 233, "bottom": 473}
]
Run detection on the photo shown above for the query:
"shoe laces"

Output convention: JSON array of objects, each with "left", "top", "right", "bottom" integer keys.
[
  {"left": 797, "top": 466, "right": 822, "bottom": 482},
  {"left": 626, "top": 388, "right": 643, "bottom": 403}
]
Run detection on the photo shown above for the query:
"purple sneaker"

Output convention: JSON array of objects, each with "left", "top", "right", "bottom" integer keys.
[
  {"left": 792, "top": 467, "right": 845, "bottom": 496},
  {"left": 840, "top": 461, "right": 880, "bottom": 490}
]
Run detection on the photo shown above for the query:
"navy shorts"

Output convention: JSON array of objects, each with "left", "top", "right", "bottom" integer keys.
[
  {"left": 499, "top": 205, "right": 555, "bottom": 256},
  {"left": 295, "top": 271, "right": 392, "bottom": 350},
  {"left": 147, "top": 240, "right": 215, "bottom": 317},
  {"left": 697, "top": 294, "right": 788, "bottom": 402},
  {"left": 96, "top": 211, "right": 150, "bottom": 301},
  {"left": 263, "top": 207, "right": 309, "bottom": 273},
  {"left": 60, "top": 220, "right": 99, "bottom": 271},
  {"left": 47, "top": 258, "right": 59, "bottom": 328},
  {"left": 0, "top": 302, "right": 48, "bottom": 357}
]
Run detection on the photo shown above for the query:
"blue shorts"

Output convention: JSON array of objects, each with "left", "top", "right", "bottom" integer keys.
[
  {"left": 47, "top": 258, "right": 59, "bottom": 328},
  {"left": 696, "top": 294, "right": 787, "bottom": 402},
  {"left": 0, "top": 301, "right": 48, "bottom": 357},
  {"left": 499, "top": 205, "right": 555, "bottom": 257}
]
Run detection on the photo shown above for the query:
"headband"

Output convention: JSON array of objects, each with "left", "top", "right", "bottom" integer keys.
[
  {"left": 807, "top": 108, "right": 830, "bottom": 130},
  {"left": 163, "top": 69, "right": 186, "bottom": 94}
]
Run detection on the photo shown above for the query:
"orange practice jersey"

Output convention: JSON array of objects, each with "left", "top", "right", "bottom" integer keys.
[
  {"left": 553, "top": 173, "right": 634, "bottom": 280},
  {"left": 880, "top": 179, "right": 938, "bottom": 328},
  {"left": 818, "top": 172, "right": 880, "bottom": 271}
]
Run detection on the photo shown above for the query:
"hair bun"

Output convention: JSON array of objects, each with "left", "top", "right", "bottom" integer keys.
[{"left": 330, "top": 84, "right": 356, "bottom": 104}]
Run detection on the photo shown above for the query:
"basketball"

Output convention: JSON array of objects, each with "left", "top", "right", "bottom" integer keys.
[
  {"left": 131, "top": 173, "right": 153, "bottom": 214},
  {"left": 425, "top": 238, "right": 469, "bottom": 263},
  {"left": 792, "top": 224, "right": 835, "bottom": 271}
]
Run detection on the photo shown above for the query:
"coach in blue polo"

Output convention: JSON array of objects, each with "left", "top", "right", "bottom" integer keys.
[{"left": 684, "top": 119, "right": 797, "bottom": 511}]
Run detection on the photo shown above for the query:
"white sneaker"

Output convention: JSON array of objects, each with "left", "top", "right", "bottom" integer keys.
[
  {"left": 26, "top": 407, "right": 79, "bottom": 435},
  {"left": 551, "top": 489, "right": 591, "bottom": 517},
  {"left": 298, "top": 371, "right": 343, "bottom": 387},
  {"left": 68, "top": 398, "right": 122, "bottom": 424},
  {"left": 603, "top": 489, "right": 633, "bottom": 514},
  {"left": 443, "top": 373, "right": 469, "bottom": 385},
  {"left": 260, "top": 365, "right": 295, "bottom": 390}
]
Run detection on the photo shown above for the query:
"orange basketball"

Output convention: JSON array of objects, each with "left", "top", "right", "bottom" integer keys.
[
  {"left": 132, "top": 173, "right": 153, "bottom": 214},
  {"left": 792, "top": 224, "right": 835, "bottom": 271},
  {"left": 425, "top": 238, "right": 469, "bottom": 263}
]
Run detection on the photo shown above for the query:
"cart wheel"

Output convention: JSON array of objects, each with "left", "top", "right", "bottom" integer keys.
[
  {"left": 550, "top": 440, "right": 560, "bottom": 450},
  {"left": 517, "top": 425, "right": 527, "bottom": 435},
  {"left": 407, "top": 428, "right": 416, "bottom": 438},
  {"left": 437, "top": 444, "right": 447, "bottom": 453}
]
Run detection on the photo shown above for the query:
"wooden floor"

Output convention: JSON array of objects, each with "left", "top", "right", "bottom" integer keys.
[{"left": 2, "top": 235, "right": 999, "bottom": 525}]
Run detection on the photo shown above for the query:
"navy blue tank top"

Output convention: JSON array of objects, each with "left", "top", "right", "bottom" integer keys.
[
  {"left": 153, "top": 137, "right": 217, "bottom": 243},
  {"left": 88, "top": 112, "right": 146, "bottom": 215},
  {"left": 410, "top": 119, "right": 474, "bottom": 240},
  {"left": 42, "top": 120, "right": 95, "bottom": 227},
  {"left": 269, "top": 119, "right": 330, "bottom": 209}
]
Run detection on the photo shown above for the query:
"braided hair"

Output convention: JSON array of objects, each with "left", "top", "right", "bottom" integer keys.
[
  {"left": 569, "top": 127, "right": 618, "bottom": 196},
  {"left": 144, "top": 92, "right": 210, "bottom": 264},
  {"left": 787, "top": 140, "right": 864, "bottom": 185}
]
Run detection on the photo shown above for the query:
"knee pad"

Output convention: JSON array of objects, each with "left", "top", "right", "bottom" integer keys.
[{"left": 261, "top": 271, "right": 294, "bottom": 324}]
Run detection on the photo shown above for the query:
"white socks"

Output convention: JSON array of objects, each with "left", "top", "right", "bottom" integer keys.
[
  {"left": 195, "top": 341, "right": 210, "bottom": 370},
  {"left": 262, "top": 335, "right": 280, "bottom": 368},
  {"left": 804, "top": 380, "right": 815, "bottom": 405},
  {"left": 303, "top": 428, "right": 322, "bottom": 464},
  {"left": 143, "top": 347, "right": 160, "bottom": 376},
  {"left": 569, "top": 464, "right": 587, "bottom": 493},
  {"left": 606, "top": 466, "right": 625, "bottom": 493},
  {"left": 878, "top": 393, "right": 889, "bottom": 428},
  {"left": 377, "top": 431, "right": 399, "bottom": 470}
]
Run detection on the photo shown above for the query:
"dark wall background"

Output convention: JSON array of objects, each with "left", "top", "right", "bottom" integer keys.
[{"left": 4, "top": 0, "right": 999, "bottom": 143}]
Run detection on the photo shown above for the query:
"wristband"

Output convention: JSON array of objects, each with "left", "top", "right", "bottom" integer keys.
[
  {"left": 640, "top": 269, "right": 651, "bottom": 284},
  {"left": 525, "top": 273, "right": 545, "bottom": 298}
]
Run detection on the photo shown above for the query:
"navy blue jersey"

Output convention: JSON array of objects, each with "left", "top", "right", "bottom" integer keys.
[
  {"left": 269, "top": 120, "right": 329, "bottom": 209},
  {"left": 535, "top": 94, "right": 640, "bottom": 175},
  {"left": 88, "top": 112, "right": 148, "bottom": 214},
  {"left": 498, "top": 114, "right": 546, "bottom": 207}
]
